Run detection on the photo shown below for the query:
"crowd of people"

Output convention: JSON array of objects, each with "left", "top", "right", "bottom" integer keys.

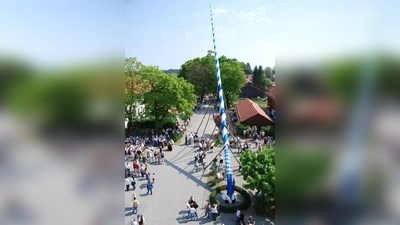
[{"left": 125, "top": 108, "right": 272, "bottom": 224}]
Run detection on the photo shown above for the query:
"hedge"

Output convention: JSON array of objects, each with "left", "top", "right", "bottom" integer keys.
[{"left": 209, "top": 185, "right": 251, "bottom": 213}]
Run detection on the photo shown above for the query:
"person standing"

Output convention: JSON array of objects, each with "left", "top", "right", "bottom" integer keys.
[
  {"left": 188, "top": 206, "right": 197, "bottom": 220},
  {"left": 137, "top": 214, "right": 145, "bottom": 225},
  {"left": 224, "top": 195, "right": 230, "bottom": 205},
  {"left": 140, "top": 164, "right": 145, "bottom": 177},
  {"left": 160, "top": 151, "right": 165, "bottom": 164},
  {"left": 204, "top": 202, "right": 211, "bottom": 218},
  {"left": 125, "top": 176, "right": 130, "bottom": 191},
  {"left": 215, "top": 200, "right": 220, "bottom": 216},
  {"left": 130, "top": 176, "right": 136, "bottom": 190},
  {"left": 219, "top": 154, "right": 223, "bottom": 166},
  {"left": 125, "top": 162, "right": 131, "bottom": 176},
  {"left": 231, "top": 192, "right": 237, "bottom": 206},
  {"left": 210, "top": 204, "right": 218, "bottom": 221},
  {"left": 193, "top": 159, "right": 199, "bottom": 171},
  {"left": 152, "top": 173, "right": 155, "bottom": 183},
  {"left": 134, "top": 161, "right": 140, "bottom": 176},
  {"left": 132, "top": 197, "right": 139, "bottom": 214},
  {"left": 146, "top": 181, "right": 153, "bottom": 195},
  {"left": 186, "top": 203, "right": 191, "bottom": 218}
]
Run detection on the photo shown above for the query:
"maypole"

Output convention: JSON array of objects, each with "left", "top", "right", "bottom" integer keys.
[{"left": 209, "top": 3, "right": 234, "bottom": 196}]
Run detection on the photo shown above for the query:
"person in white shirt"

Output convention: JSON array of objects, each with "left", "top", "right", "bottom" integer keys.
[
  {"left": 189, "top": 207, "right": 197, "bottom": 220},
  {"left": 211, "top": 204, "right": 218, "bottom": 221},
  {"left": 125, "top": 162, "right": 131, "bottom": 176},
  {"left": 224, "top": 195, "right": 230, "bottom": 205},
  {"left": 232, "top": 193, "right": 237, "bottom": 206},
  {"left": 125, "top": 177, "right": 130, "bottom": 191}
]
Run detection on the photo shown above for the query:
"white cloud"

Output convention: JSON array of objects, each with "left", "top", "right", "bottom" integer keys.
[
  {"left": 235, "top": 11, "right": 257, "bottom": 22},
  {"left": 257, "top": 17, "right": 266, "bottom": 23},
  {"left": 259, "top": 6, "right": 267, "bottom": 15},
  {"left": 213, "top": 8, "right": 228, "bottom": 15},
  {"left": 219, "top": 30, "right": 236, "bottom": 37}
]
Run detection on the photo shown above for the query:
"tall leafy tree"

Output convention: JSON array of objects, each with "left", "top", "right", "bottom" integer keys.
[
  {"left": 219, "top": 61, "right": 246, "bottom": 108},
  {"left": 245, "top": 62, "right": 252, "bottom": 74},
  {"left": 141, "top": 65, "right": 196, "bottom": 128},
  {"left": 125, "top": 57, "right": 148, "bottom": 131},
  {"left": 179, "top": 51, "right": 246, "bottom": 106},
  {"left": 240, "top": 147, "right": 275, "bottom": 213},
  {"left": 265, "top": 66, "right": 273, "bottom": 79},
  {"left": 186, "top": 58, "right": 211, "bottom": 103}
]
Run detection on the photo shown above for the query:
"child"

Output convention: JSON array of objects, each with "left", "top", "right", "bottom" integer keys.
[
  {"left": 205, "top": 202, "right": 211, "bottom": 218},
  {"left": 152, "top": 173, "right": 155, "bottom": 182}
]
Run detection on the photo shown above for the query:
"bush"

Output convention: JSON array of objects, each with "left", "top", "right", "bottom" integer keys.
[
  {"left": 172, "top": 132, "right": 182, "bottom": 142},
  {"left": 214, "top": 137, "right": 223, "bottom": 147},
  {"left": 254, "top": 194, "right": 274, "bottom": 215},
  {"left": 234, "top": 122, "right": 246, "bottom": 134},
  {"left": 261, "top": 125, "right": 275, "bottom": 136},
  {"left": 209, "top": 185, "right": 251, "bottom": 213}
]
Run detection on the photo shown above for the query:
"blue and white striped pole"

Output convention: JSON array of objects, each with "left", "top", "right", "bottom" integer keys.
[{"left": 209, "top": 4, "right": 234, "bottom": 196}]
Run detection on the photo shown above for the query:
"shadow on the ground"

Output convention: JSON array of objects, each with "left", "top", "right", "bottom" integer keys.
[
  {"left": 164, "top": 159, "right": 209, "bottom": 189},
  {"left": 125, "top": 207, "right": 134, "bottom": 217},
  {"left": 169, "top": 144, "right": 197, "bottom": 163}
]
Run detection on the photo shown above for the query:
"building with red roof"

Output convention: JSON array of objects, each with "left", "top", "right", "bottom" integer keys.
[{"left": 235, "top": 98, "right": 274, "bottom": 128}]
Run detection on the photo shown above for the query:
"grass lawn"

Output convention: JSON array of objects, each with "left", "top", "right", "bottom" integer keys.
[{"left": 251, "top": 98, "right": 268, "bottom": 110}]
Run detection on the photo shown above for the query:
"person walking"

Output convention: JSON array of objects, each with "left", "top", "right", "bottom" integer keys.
[
  {"left": 152, "top": 173, "right": 155, "bottom": 183},
  {"left": 236, "top": 209, "right": 241, "bottom": 224},
  {"left": 146, "top": 181, "right": 153, "bottom": 195},
  {"left": 132, "top": 197, "right": 139, "bottom": 214},
  {"left": 239, "top": 210, "right": 245, "bottom": 225},
  {"left": 125, "top": 176, "right": 130, "bottom": 191}
]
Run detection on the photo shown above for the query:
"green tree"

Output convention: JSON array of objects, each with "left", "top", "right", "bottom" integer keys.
[
  {"left": 265, "top": 78, "right": 272, "bottom": 87},
  {"left": 245, "top": 62, "right": 252, "bottom": 74},
  {"left": 179, "top": 51, "right": 245, "bottom": 107},
  {"left": 240, "top": 147, "right": 275, "bottom": 213},
  {"left": 125, "top": 57, "right": 148, "bottom": 131},
  {"left": 185, "top": 58, "right": 211, "bottom": 102},
  {"left": 265, "top": 66, "right": 273, "bottom": 79},
  {"left": 141, "top": 65, "right": 196, "bottom": 128},
  {"left": 219, "top": 60, "right": 246, "bottom": 108},
  {"left": 252, "top": 65, "right": 266, "bottom": 87}
]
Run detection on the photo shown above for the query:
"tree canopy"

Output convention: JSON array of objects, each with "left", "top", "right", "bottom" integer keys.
[
  {"left": 125, "top": 57, "right": 196, "bottom": 130},
  {"left": 240, "top": 147, "right": 275, "bottom": 212},
  {"left": 179, "top": 51, "right": 246, "bottom": 108},
  {"left": 245, "top": 62, "right": 252, "bottom": 74}
]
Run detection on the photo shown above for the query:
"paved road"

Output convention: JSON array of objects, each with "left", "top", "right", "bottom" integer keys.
[{"left": 125, "top": 105, "right": 274, "bottom": 225}]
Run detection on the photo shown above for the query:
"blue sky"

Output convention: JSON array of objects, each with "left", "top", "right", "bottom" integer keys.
[
  {"left": 126, "top": 0, "right": 276, "bottom": 70},
  {"left": 1, "top": 0, "right": 398, "bottom": 70},
  {"left": 0, "top": 0, "right": 123, "bottom": 68}
]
